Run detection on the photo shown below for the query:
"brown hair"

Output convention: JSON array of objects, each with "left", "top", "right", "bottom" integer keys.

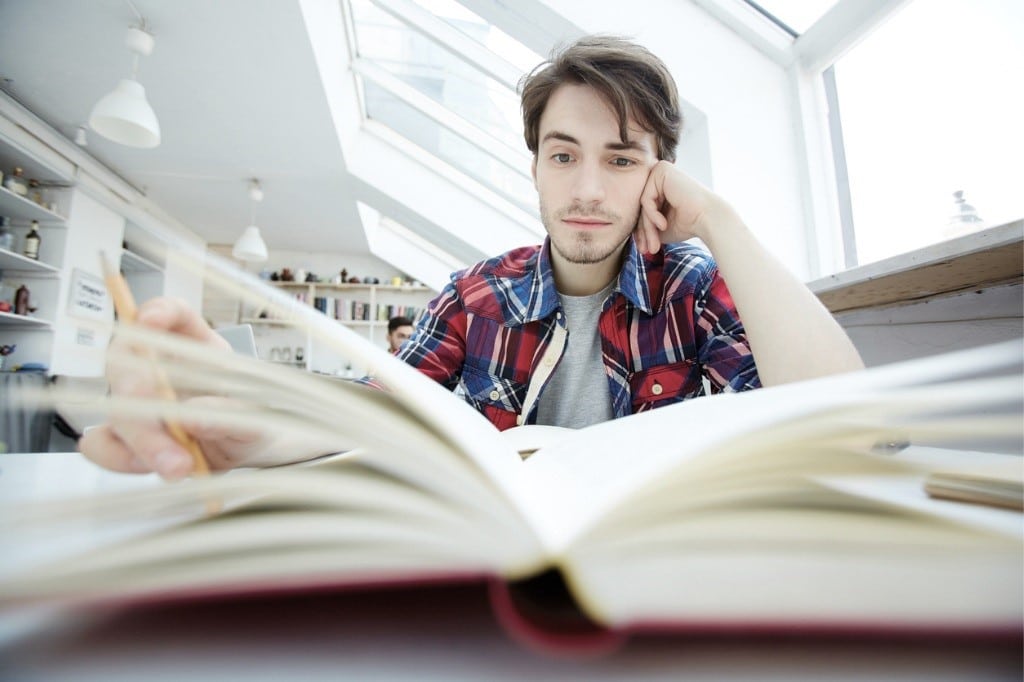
[{"left": 520, "top": 35, "right": 682, "bottom": 162}]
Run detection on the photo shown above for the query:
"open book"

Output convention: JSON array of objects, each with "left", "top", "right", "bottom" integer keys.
[{"left": 1, "top": 251, "right": 1021, "bottom": 652}]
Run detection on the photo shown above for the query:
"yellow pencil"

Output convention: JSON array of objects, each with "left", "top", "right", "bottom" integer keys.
[{"left": 100, "top": 252, "right": 211, "bottom": 479}]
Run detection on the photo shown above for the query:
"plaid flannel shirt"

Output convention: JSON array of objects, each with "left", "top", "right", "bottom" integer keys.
[{"left": 394, "top": 238, "right": 760, "bottom": 431}]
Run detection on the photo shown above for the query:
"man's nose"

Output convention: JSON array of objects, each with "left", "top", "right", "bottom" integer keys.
[{"left": 571, "top": 162, "right": 606, "bottom": 204}]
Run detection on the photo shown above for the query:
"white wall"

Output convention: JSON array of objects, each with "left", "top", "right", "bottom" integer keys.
[{"left": 49, "top": 190, "right": 124, "bottom": 376}]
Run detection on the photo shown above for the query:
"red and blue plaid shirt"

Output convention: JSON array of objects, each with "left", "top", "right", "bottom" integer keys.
[{"left": 394, "top": 238, "right": 760, "bottom": 431}]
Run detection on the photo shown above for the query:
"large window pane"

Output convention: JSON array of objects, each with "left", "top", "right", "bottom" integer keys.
[
  {"left": 363, "top": 80, "right": 537, "bottom": 212},
  {"left": 410, "top": 0, "right": 544, "bottom": 74},
  {"left": 350, "top": 0, "right": 525, "bottom": 154},
  {"left": 834, "top": 0, "right": 1023, "bottom": 266}
]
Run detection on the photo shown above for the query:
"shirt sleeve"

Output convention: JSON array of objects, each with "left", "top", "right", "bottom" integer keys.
[
  {"left": 693, "top": 265, "right": 761, "bottom": 393},
  {"left": 389, "top": 279, "right": 469, "bottom": 391}
]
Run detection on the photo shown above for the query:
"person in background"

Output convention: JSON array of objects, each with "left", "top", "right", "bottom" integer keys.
[
  {"left": 386, "top": 316, "right": 415, "bottom": 354},
  {"left": 81, "top": 35, "right": 863, "bottom": 478}
]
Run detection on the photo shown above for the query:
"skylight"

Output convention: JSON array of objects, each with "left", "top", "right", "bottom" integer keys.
[
  {"left": 744, "top": 0, "right": 842, "bottom": 35},
  {"left": 409, "top": 0, "right": 543, "bottom": 74},
  {"left": 347, "top": 0, "right": 537, "bottom": 213}
]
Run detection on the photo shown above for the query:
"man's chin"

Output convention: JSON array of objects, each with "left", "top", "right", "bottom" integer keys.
[{"left": 551, "top": 235, "right": 630, "bottom": 266}]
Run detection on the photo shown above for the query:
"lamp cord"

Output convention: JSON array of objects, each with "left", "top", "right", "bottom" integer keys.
[{"left": 125, "top": 0, "right": 146, "bottom": 29}]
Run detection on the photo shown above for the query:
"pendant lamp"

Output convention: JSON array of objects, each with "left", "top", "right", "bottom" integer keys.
[
  {"left": 232, "top": 180, "right": 269, "bottom": 263},
  {"left": 89, "top": 26, "right": 161, "bottom": 148}
]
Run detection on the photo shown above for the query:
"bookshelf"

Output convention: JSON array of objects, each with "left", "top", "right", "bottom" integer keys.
[
  {"left": 240, "top": 281, "right": 433, "bottom": 374},
  {"left": 0, "top": 134, "right": 72, "bottom": 372}
]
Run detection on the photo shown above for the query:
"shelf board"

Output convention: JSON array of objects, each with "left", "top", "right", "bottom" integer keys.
[
  {"left": 240, "top": 317, "right": 305, "bottom": 327},
  {"left": 0, "top": 247, "right": 60, "bottom": 275},
  {"left": 0, "top": 135, "right": 74, "bottom": 187},
  {"left": 242, "top": 316, "right": 377, "bottom": 328},
  {"left": 269, "top": 281, "right": 430, "bottom": 293},
  {"left": 120, "top": 249, "right": 162, "bottom": 273},
  {"left": 809, "top": 220, "right": 1023, "bottom": 314},
  {"left": 0, "top": 310, "right": 53, "bottom": 328},
  {"left": 0, "top": 185, "right": 67, "bottom": 223},
  {"left": 269, "top": 281, "right": 311, "bottom": 288}
]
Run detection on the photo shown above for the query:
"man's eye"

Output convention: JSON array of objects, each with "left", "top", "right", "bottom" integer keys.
[
  {"left": 552, "top": 153, "right": 572, "bottom": 164},
  {"left": 612, "top": 157, "right": 635, "bottom": 167}
]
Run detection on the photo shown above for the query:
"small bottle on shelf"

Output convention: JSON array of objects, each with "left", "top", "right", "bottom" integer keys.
[
  {"left": 23, "top": 220, "right": 41, "bottom": 260},
  {"left": 3, "top": 167, "right": 28, "bottom": 196},
  {"left": 28, "top": 179, "right": 44, "bottom": 205},
  {"left": 0, "top": 217, "right": 14, "bottom": 251}
]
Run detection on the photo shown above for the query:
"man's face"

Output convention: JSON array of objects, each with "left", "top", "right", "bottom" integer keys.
[
  {"left": 388, "top": 325, "right": 414, "bottom": 353},
  {"left": 532, "top": 84, "right": 659, "bottom": 269}
]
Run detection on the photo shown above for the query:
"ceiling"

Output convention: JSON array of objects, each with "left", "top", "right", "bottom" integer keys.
[{"left": 0, "top": 0, "right": 380, "bottom": 255}]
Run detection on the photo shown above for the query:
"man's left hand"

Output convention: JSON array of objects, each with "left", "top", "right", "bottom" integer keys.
[{"left": 635, "top": 161, "right": 733, "bottom": 254}]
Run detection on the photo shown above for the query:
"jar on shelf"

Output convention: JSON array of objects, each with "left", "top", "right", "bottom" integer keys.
[{"left": 3, "top": 167, "right": 28, "bottom": 196}]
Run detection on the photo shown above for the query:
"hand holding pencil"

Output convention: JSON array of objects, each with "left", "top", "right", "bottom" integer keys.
[
  {"left": 99, "top": 255, "right": 211, "bottom": 478},
  {"left": 80, "top": 254, "right": 335, "bottom": 481},
  {"left": 80, "top": 255, "right": 242, "bottom": 480}
]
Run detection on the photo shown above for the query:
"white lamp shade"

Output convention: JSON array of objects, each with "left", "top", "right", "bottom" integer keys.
[
  {"left": 232, "top": 225, "right": 269, "bottom": 263},
  {"left": 89, "top": 79, "right": 161, "bottom": 148}
]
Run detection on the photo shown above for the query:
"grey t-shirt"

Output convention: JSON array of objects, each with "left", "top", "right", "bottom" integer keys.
[{"left": 535, "top": 283, "right": 615, "bottom": 428}]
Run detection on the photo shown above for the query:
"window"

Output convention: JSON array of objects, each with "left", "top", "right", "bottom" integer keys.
[
  {"left": 830, "top": 0, "right": 1023, "bottom": 267},
  {"left": 744, "top": 0, "right": 842, "bottom": 35},
  {"left": 347, "top": 0, "right": 537, "bottom": 212}
]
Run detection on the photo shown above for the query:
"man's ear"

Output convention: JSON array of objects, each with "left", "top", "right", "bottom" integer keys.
[{"left": 531, "top": 156, "right": 538, "bottom": 189}]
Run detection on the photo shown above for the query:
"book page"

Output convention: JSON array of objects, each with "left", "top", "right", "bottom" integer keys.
[
  {"left": 0, "top": 455, "right": 549, "bottom": 602},
  {"left": 516, "top": 341, "right": 1023, "bottom": 553},
  {"left": 185, "top": 249, "right": 526, "bottom": 487}
]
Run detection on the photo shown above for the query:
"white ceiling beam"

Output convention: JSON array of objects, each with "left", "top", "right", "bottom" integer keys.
[
  {"left": 368, "top": 0, "right": 524, "bottom": 90},
  {"left": 351, "top": 57, "right": 532, "bottom": 177},
  {"left": 793, "top": 0, "right": 913, "bottom": 72},
  {"left": 455, "top": 0, "right": 583, "bottom": 57},
  {"left": 687, "top": 0, "right": 793, "bottom": 67}
]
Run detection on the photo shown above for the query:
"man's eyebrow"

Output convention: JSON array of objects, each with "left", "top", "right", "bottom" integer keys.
[
  {"left": 606, "top": 139, "right": 649, "bottom": 153},
  {"left": 541, "top": 130, "right": 651, "bottom": 153},
  {"left": 541, "top": 131, "right": 578, "bottom": 145}
]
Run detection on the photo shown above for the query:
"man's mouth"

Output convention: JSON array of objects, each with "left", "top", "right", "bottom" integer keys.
[{"left": 562, "top": 217, "right": 611, "bottom": 228}]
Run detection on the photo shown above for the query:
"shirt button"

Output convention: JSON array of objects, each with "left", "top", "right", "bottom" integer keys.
[
  {"left": 542, "top": 356, "right": 555, "bottom": 367},
  {"left": 651, "top": 382, "right": 664, "bottom": 396},
  {"left": 489, "top": 390, "right": 500, "bottom": 401}
]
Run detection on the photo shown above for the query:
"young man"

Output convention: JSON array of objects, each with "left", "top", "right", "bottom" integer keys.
[
  {"left": 386, "top": 316, "right": 415, "bottom": 353},
  {"left": 81, "top": 36, "right": 862, "bottom": 478}
]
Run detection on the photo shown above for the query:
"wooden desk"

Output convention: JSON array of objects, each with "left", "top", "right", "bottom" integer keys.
[{"left": 809, "top": 220, "right": 1023, "bottom": 313}]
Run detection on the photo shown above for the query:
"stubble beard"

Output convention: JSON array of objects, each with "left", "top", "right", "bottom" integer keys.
[{"left": 540, "top": 201, "right": 639, "bottom": 265}]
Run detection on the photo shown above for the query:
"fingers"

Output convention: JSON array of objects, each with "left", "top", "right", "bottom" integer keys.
[
  {"left": 78, "top": 424, "right": 190, "bottom": 478},
  {"left": 107, "top": 417, "right": 195, "bottom": 480},
  {"left": 136, "top": 297, "right": 230, "bottom": 350},
  {"left": 637, "top": 173, "right": 667, "bottom": 255},
  {"left": 82, "top": 297, "right": 244, "bottom": 478}
]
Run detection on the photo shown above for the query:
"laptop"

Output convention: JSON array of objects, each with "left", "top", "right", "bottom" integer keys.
[{"left": 215, "top": 324, "right": 258, "bottom": 358}]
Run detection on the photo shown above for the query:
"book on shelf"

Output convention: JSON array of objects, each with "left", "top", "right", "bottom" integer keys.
[{"left": 1, "top": 250, "right": 1021, "bottom": 654}]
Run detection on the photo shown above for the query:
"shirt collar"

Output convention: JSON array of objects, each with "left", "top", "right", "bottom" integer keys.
[{"left": 516, "top": 238, "right": 655, "bottom": 324}]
